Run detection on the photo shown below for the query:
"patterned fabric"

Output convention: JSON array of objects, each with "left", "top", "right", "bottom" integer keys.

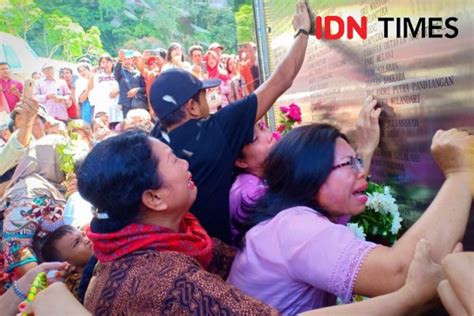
[
  {"left": 64, "top": 269, "right": 82, "bottom": 299},
  {"left": 2, "top": 196, "right": 64, "bottom": 268},
  {"left": 207, "top": 238, "right": 236, "bottom": 281},
  {"left": 0, "top": 135, "right": 66, "bottom": 294},
  {"left": 87, "top": 213, "right": 213, "bottom": 268},
  {"left": 0, "top": 195, "right": 64, "bottom": 294},
  {"left": 329, "top": 237, "right": 375, "bottom": 303},
  {"left": 85, "top": 249, "right": 278, "bottom": 315}
]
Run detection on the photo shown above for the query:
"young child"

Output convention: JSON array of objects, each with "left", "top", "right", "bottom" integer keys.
[{"left": 40, "top": 225, "right": 94, "bottom": 298}]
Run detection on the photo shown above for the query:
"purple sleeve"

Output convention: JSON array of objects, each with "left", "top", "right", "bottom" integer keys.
[
  {"left": 230, "top": 175, "right": 266, "bottom": 219},
  {"left": 280, "top": 209, "right": 377, "bottom": 303},
  {"left": 229, "top": 174, "right": 267, "bottom": 242}
]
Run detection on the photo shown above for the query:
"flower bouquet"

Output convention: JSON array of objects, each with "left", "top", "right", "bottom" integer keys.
[
  {"left": 56, "top": 121, "right": 90, "bottom": 197},
  {"left": 346, "top": 182, "right": 402, "bottom": 303},
  {"left": 276, "top": 103, "right": 302, "bottom": 136},
  {"left": 56, "top": 121, "right": 84, "bottom": 175},
  {"left": 347, "top": 182, "right": 403, "bottom": 246}
]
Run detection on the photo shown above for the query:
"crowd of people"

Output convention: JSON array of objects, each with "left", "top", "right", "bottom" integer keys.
[{"left": 0, "top": 1, "right": 473, "bottom": 315}]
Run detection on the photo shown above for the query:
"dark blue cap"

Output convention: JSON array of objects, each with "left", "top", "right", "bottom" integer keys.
[{"left": 149, "top": 69, "right": 220, "bottom": 120}]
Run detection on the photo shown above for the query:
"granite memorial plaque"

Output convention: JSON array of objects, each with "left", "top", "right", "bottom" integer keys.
[{"left": 256, "top": 0, "right": 473, "bottom": 248}]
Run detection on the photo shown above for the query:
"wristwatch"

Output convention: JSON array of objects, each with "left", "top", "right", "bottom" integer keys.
[{"left": 294, "top": 28, "right": 310, "bottom": 38}]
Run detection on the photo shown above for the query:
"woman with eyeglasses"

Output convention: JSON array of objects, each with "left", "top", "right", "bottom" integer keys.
[
  {"left": 227, "top": 123, "right": 473, "bottom": 315},
  {"left": 229, "top": 97, "right": 380, "bottom": 246}
]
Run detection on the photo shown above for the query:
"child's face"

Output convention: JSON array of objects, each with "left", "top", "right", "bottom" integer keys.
[{"left": 54, "top": 229, "right": 93, "bottom": 268}]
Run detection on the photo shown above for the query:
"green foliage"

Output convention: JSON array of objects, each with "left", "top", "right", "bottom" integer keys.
[
  {"left": 56, "top": 141, "right": 76, "bottom": 175},
  {"left": 34, "top": 0, "right": 238, "bottom": 56},
  {"left": 233, "top": 0, "right": 252, "bottom": 11},
  {"left": 235, "top": 4, "right": 255, "bottom": 43},
  {"left": 2, "top": 0, "right": 241, "bottom": 60},
  {"left": 0, "top": 0, "right": 105, "bottom": 62},
  {"left": 0, "top": 0, "right": 42, "bottom": 39}
]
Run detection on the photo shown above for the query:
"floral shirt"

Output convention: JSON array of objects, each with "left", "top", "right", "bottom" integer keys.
[{"left": 1, "top": 195, "right": 64, "bottom": 293}]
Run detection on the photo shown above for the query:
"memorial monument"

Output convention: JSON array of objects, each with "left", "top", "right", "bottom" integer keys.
[{"left": 253, "top": 0, "right": 474, "bottom": 248}]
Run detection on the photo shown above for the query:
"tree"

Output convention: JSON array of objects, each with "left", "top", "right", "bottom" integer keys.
[
  {"left": 3, "top": 0, "right": 240, "bottom": 60},
  {"left": 0, "top": 0, "right": 43, "bottom": 39},
  {"left": 235, "top": 4, "right": 255, "bottom": 43},
  {"left": 31, "top": 13, "right": 104, "bottom": 61}
]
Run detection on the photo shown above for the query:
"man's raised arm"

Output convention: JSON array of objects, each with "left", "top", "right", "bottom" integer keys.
[{"left": 255, "top": 0, "right": 312, "bottom": 121}]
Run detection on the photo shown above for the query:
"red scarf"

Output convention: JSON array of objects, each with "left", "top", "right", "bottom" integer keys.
[
  {"left": 205, "top": 51, "right": 220, "bottom": 79},
  {"left": 87, "top": 213, "right": 213, "bottom": 268},
  {"left": 207, "top": 64, "right": 219, "bottom": 79}
]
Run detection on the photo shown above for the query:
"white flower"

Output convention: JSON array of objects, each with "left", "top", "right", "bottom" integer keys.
[
  {"left": 366, "top": 190, "right": 398, "bottom": 215},
  {"left": 390, "top": 211, "right": 403, "bottom": 234},
  {"left": 347, "top": 223, "right": 366, "bottom": 240}
]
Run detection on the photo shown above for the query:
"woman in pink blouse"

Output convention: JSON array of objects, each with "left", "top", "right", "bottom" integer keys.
[
  {"left": 227, "top": 123, "right": 473, "bottom": 315},
  {"left": 230, "top": 97, "right": 381, "bottom": 245}
]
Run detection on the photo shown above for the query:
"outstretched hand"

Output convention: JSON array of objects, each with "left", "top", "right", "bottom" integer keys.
[
  {"left": 15, "top": 97, "right": 40, "bottom": 128},
  {"left": 438, "top": 251, "right": 474, "bottom": 315},
  {"left": 356, "top": 95, "right": 382, "bottom": 157},
  {"left": 431, "top": 128, "right": 474, "bottom": 177},
  {"left": 292, "top": 0, "right": 312, "bottom": 32},
  {"left": 402, "top": 239, "right": 445, "bottom": 306}
]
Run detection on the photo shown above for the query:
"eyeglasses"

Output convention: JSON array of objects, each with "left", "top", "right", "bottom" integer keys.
[{"left": 332, "top": 156, "right": 364, "bottom": 172}]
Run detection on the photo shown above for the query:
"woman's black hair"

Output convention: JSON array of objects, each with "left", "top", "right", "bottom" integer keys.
[
  {"left": 235, "top": 123, "right": 348, "bottom": 246},
  {"left": 60, "top": 67, "right": 73, "bottom": 74},
  {"left": 156, "top": 48, "right": 167, "bottom": 60},
  {"left": 167, "top": 42, "right": 184, "bottom": 62},
  {"left": 77, "top": 131, "right": 162, "bottom": 233},
  {"left": 41, "top": 225, "right": 77, "bottom": 262},
  {"left": 77, "top": 62, "right": 90, "bottom": 72},
  {"left": 97, "top": 54, "right": 115, "bottom": 72}
]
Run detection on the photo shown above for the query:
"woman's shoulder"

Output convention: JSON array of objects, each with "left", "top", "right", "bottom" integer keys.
[
  {"left": 86, "top": 249, "right": 277, "bottom": 315},
  {"left": 268, "top": 206, "right": 330, "bottom": 228},
  {"left": 244, "top": 206, "right": 336, "bottom": 248},
  {"left": 85, "top": 250, "right": 203, "bottom": 309},
  {"left": 90, "top": 250, "right": 199, "bottom": 280}
]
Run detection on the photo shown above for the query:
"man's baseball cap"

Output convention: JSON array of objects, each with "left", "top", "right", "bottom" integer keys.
[
  {"left": 41, "top": 62, "right": 54, "bottom": 70},
  {"left": 209, "top": 42, "right": 224, "bottom": 50},
  {"left": 10, "top": 103, "right": 49, "bottom": 121},
  {"left": 77, "top": 56, "right": 92, "bottom": 64},
  {"left": 149, "top": 69, "right": 220, "bottom": 120}
]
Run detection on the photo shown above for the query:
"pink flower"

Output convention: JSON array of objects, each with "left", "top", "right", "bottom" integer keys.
[
  {"left": 272, "top": 132, "right": 281, "bottom": 141},
  {"left": 279, "top": 106, "right": 289, "bottom": 113},
  {"left": 287, "top": 104, "right": 302, "bottom": 123}
]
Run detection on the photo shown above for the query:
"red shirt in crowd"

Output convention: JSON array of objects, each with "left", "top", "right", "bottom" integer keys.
[{"left": 0, "top": 78, "right": 23, "bottom": 112}]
